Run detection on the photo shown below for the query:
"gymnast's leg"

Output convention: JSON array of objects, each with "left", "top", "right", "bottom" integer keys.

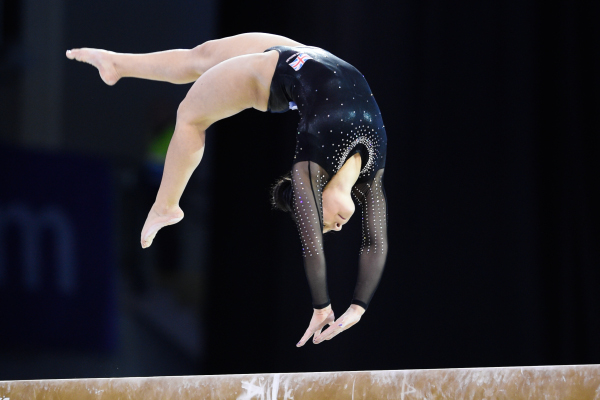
[
  {"left": 66, "top": 32, "right": 302, "bottom": 85},
  {"left": 140, "top": 50, "right": 278, "bottom": 248}
]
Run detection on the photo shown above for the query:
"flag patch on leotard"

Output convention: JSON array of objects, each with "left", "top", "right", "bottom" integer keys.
[{"left": 289, "top": 54, "right": 313, "bottom": 71}]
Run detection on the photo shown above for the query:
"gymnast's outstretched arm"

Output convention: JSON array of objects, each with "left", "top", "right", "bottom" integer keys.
[
  {"left": 291, "top": 161, "right": 370, "bottom": 346},
  {"left": 315, "top": 170, "right": 388, "bottom": 343},
  {"left": 66, "top": 32, "right": 302, "bottom": 85}
]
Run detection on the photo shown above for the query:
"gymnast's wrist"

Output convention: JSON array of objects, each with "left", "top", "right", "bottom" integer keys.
[
  {"left": 350, "top": 304, "right": 366, "bottom": 315},
  {"left": 314, "top": 304, "right": 332, "bottom": 314}
]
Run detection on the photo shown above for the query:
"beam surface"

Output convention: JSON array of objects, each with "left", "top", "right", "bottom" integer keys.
[{"left": 0, "top": 365, "right": 599, "bottom": 399}]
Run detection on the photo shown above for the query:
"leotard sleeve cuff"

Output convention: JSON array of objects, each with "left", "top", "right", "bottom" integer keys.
[
  {"left": 351, "top": 299, "right": 369, "bottom": 310},
  {"left": 313, "top": 300, "right": 331, "bottom": 310}
]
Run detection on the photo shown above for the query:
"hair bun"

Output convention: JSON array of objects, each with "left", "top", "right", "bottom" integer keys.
[{"left": 271, "top": 172, "right": 294, "bottom": 214}]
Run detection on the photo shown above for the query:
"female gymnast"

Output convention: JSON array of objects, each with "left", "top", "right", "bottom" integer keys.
[{"left": 66, "top": 33, "right": 388, "bottom": 347}]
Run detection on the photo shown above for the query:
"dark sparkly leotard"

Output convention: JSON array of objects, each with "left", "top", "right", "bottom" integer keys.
[{"left": 265, "top": 45, "right": 388, "bottom": 310}]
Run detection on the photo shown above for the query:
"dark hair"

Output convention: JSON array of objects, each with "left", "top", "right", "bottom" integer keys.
[{"left": 271, "top": 171, "right": 294, "bottom": 214}]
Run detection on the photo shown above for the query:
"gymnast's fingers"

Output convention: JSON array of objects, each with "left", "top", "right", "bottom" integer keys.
[
  {"left": 312, "top": 327, "right": 323, "bottom": 343},
  {"left": 297, "top": 319, "right": 324, "bottom": 347},
  {"left": 297, "top": 309, "right": 335, "bottom": 347},
  {"left": 297, "top": 327, "right": 317, "bottom": 347},
  {"left": 314, "top": 324, "right": 340, "bottom": 343},
  {"left": 298, "top": 321, "right": 327, "bottom": 347},
  {"left": 324, "top": 319, "right": 359, "bottom": 341},
  {"left": 314, "top": 312, "right": 361, "bottom": 343}
]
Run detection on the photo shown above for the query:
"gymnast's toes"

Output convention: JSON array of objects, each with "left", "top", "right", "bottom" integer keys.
[{"left": 66, "top": 48, "right": 120, "bottom": 86}]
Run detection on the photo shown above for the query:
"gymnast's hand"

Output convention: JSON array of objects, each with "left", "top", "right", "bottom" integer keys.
[
  {"left": 140, "top": 203, "right": 184, "bottom": 248},
  {"left": 312, "top": 304, "right": 365, "bottom": 344},
  {"left": 296, "top": 305, "right": 335, "bottom": 347}
]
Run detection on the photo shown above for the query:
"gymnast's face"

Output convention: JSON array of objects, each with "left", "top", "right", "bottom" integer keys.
[{"left": 322, "top": 187, "right": 355, "bottom": 233}]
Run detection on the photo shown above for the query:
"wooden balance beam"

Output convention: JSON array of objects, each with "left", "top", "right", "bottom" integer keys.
[{"left": 1, "top": 365, "right": 598, "bottom": 399}]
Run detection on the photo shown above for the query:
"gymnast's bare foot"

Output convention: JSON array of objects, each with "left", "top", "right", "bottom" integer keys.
[
  {"left": 140, "top": 204, "right": 184, "bottom": 249},
  {"left": 66, "top": 48, "right": 120, "bottom": 86}
]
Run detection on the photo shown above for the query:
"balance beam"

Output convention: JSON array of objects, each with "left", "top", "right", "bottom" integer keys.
[{"left": 1, "top": 365, "right": 598, "bottom": 399}]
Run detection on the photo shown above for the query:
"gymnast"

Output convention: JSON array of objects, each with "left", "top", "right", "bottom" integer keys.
[{"left": 66, "top": 33, "right": 388, "bottom": 346}]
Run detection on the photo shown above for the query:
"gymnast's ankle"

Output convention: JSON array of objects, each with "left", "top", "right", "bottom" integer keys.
[{"left": 153, "top": 202, "right": 183, "bottom": 217}]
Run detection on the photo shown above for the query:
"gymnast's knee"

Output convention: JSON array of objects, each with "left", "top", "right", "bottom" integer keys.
[
  {"left": 190, "top": 40, "right": 217, "bottom": 75},
  {"left": 176, "top": 101, "right": 210, "bottom": 132}
]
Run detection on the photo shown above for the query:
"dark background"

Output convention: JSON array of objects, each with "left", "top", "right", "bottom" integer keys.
[{"left": 0, "top": 0, "right": 599, "bottom": 380}]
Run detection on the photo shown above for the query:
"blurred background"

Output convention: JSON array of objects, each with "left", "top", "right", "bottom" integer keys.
[{"left": 0, "top": 0, "right": 598, "bottom": 380}]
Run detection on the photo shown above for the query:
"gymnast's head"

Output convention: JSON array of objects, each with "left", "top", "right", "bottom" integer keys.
[{"left": 271, "top": 172, "right": 355, "bottom": 233}]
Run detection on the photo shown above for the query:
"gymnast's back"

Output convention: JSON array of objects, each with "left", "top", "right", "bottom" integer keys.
[{"left": 265, "top": 45, "right": 389, "bottom": 311}]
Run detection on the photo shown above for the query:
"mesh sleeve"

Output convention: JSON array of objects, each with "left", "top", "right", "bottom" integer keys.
[
  {"left": 291, "top": 161, "right": 331, "bottom": 309},
  {"left": 351, "top": 169, "right": 389, "bottom": 310}
]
